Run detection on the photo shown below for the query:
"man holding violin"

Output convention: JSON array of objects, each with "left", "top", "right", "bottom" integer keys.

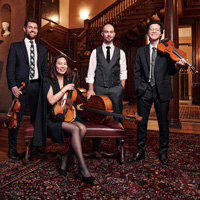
[
  {"left": 6, "top": 19, "right": 48, "bottom": 159},
  {"left": 127, "top": 21, "right": 186, "bottom": 165},
  {"left": 86, "top": 24, "right": 127, "bottom": 154}
]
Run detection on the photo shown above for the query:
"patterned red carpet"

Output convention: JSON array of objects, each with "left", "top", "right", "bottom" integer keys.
[{"left": 0, "top": 129, "right": 199, "bottom": 199}]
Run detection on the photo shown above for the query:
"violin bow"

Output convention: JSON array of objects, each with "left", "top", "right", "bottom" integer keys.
[{"left": 76, "top": 103, "right": 142, "bottom": 121}]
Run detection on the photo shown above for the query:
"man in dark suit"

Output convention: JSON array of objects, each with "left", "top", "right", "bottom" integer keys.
[
  {"left": 127, "top": 21, "right": 186, "bottom": 165},
  {"left": 6, "top": 19, "right": 48, "bottom": 159}
]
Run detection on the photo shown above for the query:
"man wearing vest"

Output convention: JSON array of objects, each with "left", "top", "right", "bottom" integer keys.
[{"left": 86, "top": 24, "right": 127, "bottom": 155}]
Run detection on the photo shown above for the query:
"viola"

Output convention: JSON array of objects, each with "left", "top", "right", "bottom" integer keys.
[
  {"left": 52, "top": 68, "right": 77, "bottom": 122},
  {"left": 76, "top": 88, "right": 142, "bottom": 124},
  {"left": 4, "top": 82, "right": 25, "bottom": 129},
  {"left": 157, "top": 38, "right": 198, "bottom": 74}
]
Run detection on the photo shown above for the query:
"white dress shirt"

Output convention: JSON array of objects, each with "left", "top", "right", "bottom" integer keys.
[
  {"left": 86, "top": 43, "right": 127, "bottom": 84},
  {"left": 24, "top": 38, "right": 39, "bottom": 80}
]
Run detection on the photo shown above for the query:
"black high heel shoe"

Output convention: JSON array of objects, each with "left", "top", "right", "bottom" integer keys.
[
  {"left": 59, "top": 156, "right": 67, "bottom": 176},
  {"left": 78, "top": 168, "right": 95, "bottom": 183}
]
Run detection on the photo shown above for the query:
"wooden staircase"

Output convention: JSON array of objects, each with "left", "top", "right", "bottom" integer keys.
[
  {"left": 40, "top": 0, "right": 164, "bottom": 91},
  {"left": 41, "top": 0, "right": 164, "bottom": 58},
  {"left": 86, "top": 0, "right": 164, "bottom": 50}
]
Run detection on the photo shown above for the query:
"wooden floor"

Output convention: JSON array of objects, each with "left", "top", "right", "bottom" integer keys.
[{"left": 0, "top": 101, "right": 200, "bottom": 161}]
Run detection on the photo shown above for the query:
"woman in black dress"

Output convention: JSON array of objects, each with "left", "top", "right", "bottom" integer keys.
[{"left": 34, "top": 55, "right": 95, "bottom": 183}]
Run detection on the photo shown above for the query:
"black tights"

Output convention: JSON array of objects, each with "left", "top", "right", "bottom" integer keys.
[{"left": 61, "top": 121, "right": 91, "bottom": 177}]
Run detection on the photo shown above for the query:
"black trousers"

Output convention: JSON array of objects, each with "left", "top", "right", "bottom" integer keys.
[
  {"left": 137, "top": 84, "right": 170, "bottom": 155},
  {"left": 8, "top": 80, "right": 40, "bottom": 150}
]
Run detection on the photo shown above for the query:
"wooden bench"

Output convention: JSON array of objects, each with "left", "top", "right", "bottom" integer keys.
[{"left": 24, "top": 120, "right": 125, "bottom": 164}]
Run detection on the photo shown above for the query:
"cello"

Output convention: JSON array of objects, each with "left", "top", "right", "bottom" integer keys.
[
  {"left": 52, "top": 68, "right": 77, "bottom": 122},
  {"left": 157, "top": 38, "right": 198, "bottom": 74},
  {"left": 76, "top": 88, "right": 142, "bottom": 124},
  {"left": 4, "top": 82, "right": 25, "bottom": 129}
]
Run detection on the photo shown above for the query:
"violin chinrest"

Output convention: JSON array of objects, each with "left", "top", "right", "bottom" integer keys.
[{"left": 56, "top": 113, "right": 65, "bottom": 121}]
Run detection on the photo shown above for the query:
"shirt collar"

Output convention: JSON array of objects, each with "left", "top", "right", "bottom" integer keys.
[
  {"left": 102, "top": 43, "right": 114, "bottom": 49},
  {"left": 150, "top": 44, "right": 157, "bottom": 50},
  {"left": 24, "top": 37, "right": 36, "bottom": 44}
]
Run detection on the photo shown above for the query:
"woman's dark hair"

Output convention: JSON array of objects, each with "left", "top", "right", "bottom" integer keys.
[
  {"left": 147, "top": 21, "right": 164, "bottom": 34},
  {"left": 24, "top": 19, "right": 38, "bottom": 28},
  {"left": 48, "top": 55, "right": 70, "bottom": 82}
]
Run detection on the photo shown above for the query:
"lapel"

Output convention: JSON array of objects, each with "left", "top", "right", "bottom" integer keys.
[
  {"left": 155, "top": 50, "right": 161, "bottom": 72},
  {"left": 144, "top": 44, "right": 150, "bottom": 70},
  {"left": 36, "top": 43, "right": 40, "bottom": 66},
  {"left": 20, "top": 41, "right": 29, "bottom": 65}
]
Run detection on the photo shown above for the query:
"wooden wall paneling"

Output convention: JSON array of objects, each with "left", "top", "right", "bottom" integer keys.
[
  {"left": 164, "top": 0, "right": 181, "bottom": 128},
  {"left": 195, "top": 20, "right": 200, "bottom": 83},
  {"left": 191, "top": 20, "right": 200, "bottom": 104}
]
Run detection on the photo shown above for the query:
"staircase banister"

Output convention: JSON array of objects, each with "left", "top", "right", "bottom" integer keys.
[
  {"left": 78, "top": 29, "right": 87, "bottom": 40},
  {"left": 89, "top": 0, "right": 127, "bottom": 24},
  {"left": 41, "top": 17, "right": 59, "bottom": 25},
  {"left": 40, "top": 38, "right": 77, "bottom": 64}
]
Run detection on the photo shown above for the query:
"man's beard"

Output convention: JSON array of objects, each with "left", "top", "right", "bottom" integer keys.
[{"left": 27, "top": 32, "right": 37, "bottom": 40}]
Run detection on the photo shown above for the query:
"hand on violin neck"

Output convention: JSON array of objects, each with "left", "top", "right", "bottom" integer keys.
[
  {"left": 63, "top": 83, "right": 75, "bottom": 92},
  {"left": 175, "top": 58, "right": 187, "bottom": 68},
  {"left": 11, "top": 87, "right": 22, "bottom": 98}
]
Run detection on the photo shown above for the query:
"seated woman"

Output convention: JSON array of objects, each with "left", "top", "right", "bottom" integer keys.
[{"left": 33, "top": 55, "right": 95, "bottom": 183}]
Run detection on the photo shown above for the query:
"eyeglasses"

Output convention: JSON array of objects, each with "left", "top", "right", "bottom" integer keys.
[{"left": 149, "top": 28, "right": 161, "bottom": 32}]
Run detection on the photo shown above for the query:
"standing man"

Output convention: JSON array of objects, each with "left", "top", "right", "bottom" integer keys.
[
  {"left": 6, "top": 19, "right": 48, "bottom": 159},
  {"left": 127, "top": 21, "right": 186, "bottom": 165},
  {"left": 86, "top": 24, "right": 127, "bottom": 153}
]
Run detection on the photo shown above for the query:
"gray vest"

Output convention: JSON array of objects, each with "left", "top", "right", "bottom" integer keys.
[{"left": 94, "top": 46, "right": 121, "bottom": 87}]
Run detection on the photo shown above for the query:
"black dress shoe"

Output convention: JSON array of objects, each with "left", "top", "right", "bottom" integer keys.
[
  {"left": 160, "top": 154, "right": 168, "bottom": 165},
  {"left": 29, "top": 146, "right": 47, "bottom": 156},
  {"left": 36, "top": 147, "right": 47, "bottom": 156},
  {"left": 59, "top": 156, "right": 67, "bottom": 176},
  {"left": 81, "top": 175, "right": 95, "bottom": 184},
  {"left": 8, "top": 149, "right": 20, "bottom": 160},
  {"left": 78, "top": 168, "right": 95, "bottom": 184},
  {"left": 127, "top": 152, "right": 145, "bottom": 163}
]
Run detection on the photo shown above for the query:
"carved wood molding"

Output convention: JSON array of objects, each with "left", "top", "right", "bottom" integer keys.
[{"left": 184, "top": 0, "right": 200, "bottom": 8}]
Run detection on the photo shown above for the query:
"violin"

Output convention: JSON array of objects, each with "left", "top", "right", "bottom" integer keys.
[
  {"left": 76, "top": 88, "right": 142, "bottom": 124},
  {"left": 157, "top": 38, "right": 198, "bottom": 74},
  {"left": 4, "top": 82, "right": 25, "bottom": 129},
  {"left": 52, "top": 68, "right": 77, "bottom": 122}
]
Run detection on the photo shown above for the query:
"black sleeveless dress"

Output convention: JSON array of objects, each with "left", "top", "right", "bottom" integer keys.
[{"left": 33, "top": 77, "right": 81, "bottom": 146}]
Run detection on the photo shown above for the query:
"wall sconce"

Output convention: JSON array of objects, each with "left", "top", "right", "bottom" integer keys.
[{"left": 80, "top": 10, "right": 89, "bottom": 20}]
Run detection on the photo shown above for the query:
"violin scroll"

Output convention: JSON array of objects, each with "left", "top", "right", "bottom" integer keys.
[{"left": 131, "top": 112, "right": 143, "bottom": 121}]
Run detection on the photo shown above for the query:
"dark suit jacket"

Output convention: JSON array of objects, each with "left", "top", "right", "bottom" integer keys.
[
  {"left": 6, "top": 40, "right": 48, "bottom": 92},
  {"left": 134, "top": 44, "right": 179, "bottom": 102}
]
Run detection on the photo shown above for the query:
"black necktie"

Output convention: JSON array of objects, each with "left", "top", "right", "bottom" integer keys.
[
  {"left": 106, "top": 46, "right": 111, "bottom": 63},
  {"left": 150, "top": 47, "right": 156, "bottom": 87},
  {"left": 29, "top": 41, "right": 35, "bottom": 79}
]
